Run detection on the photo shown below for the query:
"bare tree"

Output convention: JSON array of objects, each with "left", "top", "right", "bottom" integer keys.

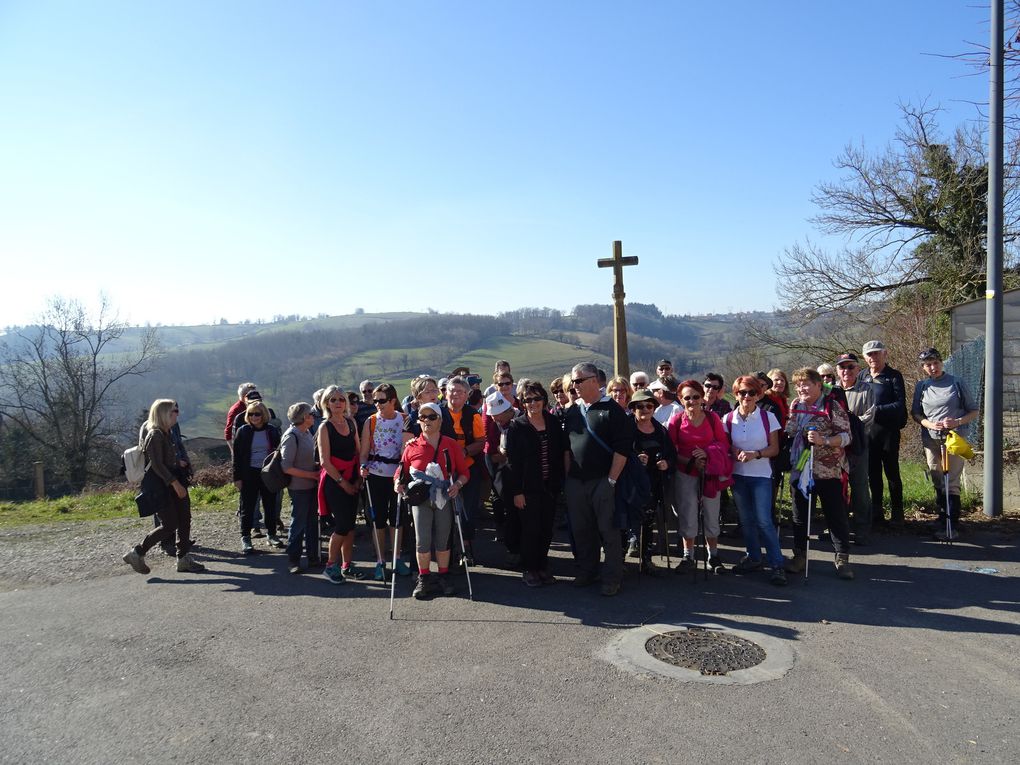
[
  {"left": 762, "top": 104, "right": 1019, "bottom": 352},
  {"left": 0, "top": 297, "right": 162, "bottom": 491}
]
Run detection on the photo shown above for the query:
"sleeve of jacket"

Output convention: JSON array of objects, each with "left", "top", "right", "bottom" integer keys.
[
  {"left": 232, "top": 426, "right": 249, "bottom": 480},
  {"left": 503, "top": 422, "right": 525, "bottom": 497},
  {"left": 144, "top": 430, "right": 176, "bottom": 486}
]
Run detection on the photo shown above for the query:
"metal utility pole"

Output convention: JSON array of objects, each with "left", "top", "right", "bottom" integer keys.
[
  {"left": 597, "top": 240, "right": 638, "bottom": 378},
  {"left": 984, "top": 0, "right": 1004, "bottom": 517}
]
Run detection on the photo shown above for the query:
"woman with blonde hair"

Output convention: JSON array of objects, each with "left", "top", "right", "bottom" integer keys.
[
  {"left": 232, "top": 400, "right": 283, "bottom": 553},
  {"left": 607, "top": 376, "right": 633, "bottom": 410},
  {"left": 318, "top": 385, "right": 364, "bottom": 584},
  {"left": 123, "top": 399, "right": 205, "bottom": 575}
]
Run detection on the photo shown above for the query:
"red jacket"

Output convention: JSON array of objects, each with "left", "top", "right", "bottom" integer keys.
[{"left": 225, "top": 400, "right": 245, "bottom": 441}]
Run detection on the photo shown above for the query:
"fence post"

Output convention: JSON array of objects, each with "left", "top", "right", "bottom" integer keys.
[{"left": 33, "top": 462, "right": 45, "bottom": 499}]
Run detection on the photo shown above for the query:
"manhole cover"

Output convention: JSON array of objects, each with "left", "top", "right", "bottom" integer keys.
[{"left": 645, "top": 627, "right": 767, "bottom": 676}]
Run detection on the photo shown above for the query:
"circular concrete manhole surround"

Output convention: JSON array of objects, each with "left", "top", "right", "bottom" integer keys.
[{"left": 600, "top": 622, "right": 794, "bottom": 685}]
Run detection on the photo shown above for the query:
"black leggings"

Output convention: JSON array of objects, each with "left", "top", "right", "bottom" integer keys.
[
  {"left": 519, "top": 490, "right": 556, "bottom": 572},
  {"left": 365, "top": 473, "right": 398, "bottom": 529},
  {"left": 791, "top": 477, "right": 851, "bottom": 555},
  {"left": 240, "top": 466, "right": 278, "bottom": 537}
]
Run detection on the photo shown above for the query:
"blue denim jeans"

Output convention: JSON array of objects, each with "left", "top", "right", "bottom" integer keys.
[
  {"left": 731, "top": 474, "right": 784, "bottom": 569},
  {"left": 286, "top": 488, "right": 319, "bottom": 564}
]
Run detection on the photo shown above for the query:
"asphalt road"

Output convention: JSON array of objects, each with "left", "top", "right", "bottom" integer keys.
[{"left": 1, "top": 519, "right": 1017, "bottom": 764}]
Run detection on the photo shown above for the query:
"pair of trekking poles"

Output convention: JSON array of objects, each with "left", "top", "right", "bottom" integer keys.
[
  {"left": 377, "top": 488, "right": 473, "bottom": 620},
  {"left": 652, "top": 472, "right": 710, "bottom": 582}
]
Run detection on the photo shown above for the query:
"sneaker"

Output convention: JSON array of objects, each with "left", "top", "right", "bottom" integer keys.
[
  {"left": 437, "top": 574, "right": 456, "bottom": 596},
  {"left": 673, "top": 556, "right": 695, "bottom": 573},
  {"left": 412, "top": 574, "right": 431, "bottom": 599},
  {"left": 835, "top": 553, "right": 855, "bottom": 580},
  {"left": 176, "top": 554, "right": 206, "bottom": 573},
  {"left": 600, "top": 580, "right": 621, "bottom": 597},
  {"left": 241, "top": 536, "right": 254, "bottom": 555},
  {"left": 342, "top": 564, "right": 365, "bottom": 580},
  {"left": 732, "top": 555, "right": 763, "bottom": 574},
  {"left": 626, "top": 538, "right": 640, "bottom": 559},
  {"left": 395, "top": 559, "right": 412, "bottom": 577},
  {"left": 288, "top": 561, "right": 302, "bottom": 575},
  {"left": 267, "top": 535, "right": 285, "bottom": 549},
  {"left": 523, "top": 571, "right": 542, "bottom": 588},
  {"left": 123, "top": 547, "right": 150, "bottom": 575},
  {"left": 784, "top": 552, "right": 806, "bottom": 574},
  {"left": 708, "top": 556, "right": 726, "bottom": 574},
  {"left": 323, "top": 563, "right": 345, "bottom": 584},
  {"left": 373, "top": 562, "right": 386, "bottom": 581},
  {"left": 769, "top": 566, "right": 788, "bottom": 586},
  {"left": 251, "top": 528, "right": 266, "bottom": 539}
]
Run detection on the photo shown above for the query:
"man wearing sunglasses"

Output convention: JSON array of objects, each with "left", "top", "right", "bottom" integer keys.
[
  {"left": 562, "top": 362, "right": 634, "bottom": 597},
  {"left": 703, "top": 373, "right": 731, "bottom": 418}
]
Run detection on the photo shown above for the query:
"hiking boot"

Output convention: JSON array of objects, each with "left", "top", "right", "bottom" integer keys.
[
  {"left": 267, "top": 535, "right": 285, "bottom": 549},
  {"left": 241, "top": 536, "right": 254, "bottom": 555},
  {"left": 708, "top": 556, "right": 726, "bottom": 575},
  {"left": 323, "top": 563, "right": 345, "bottom": 584},
  {"left": 288, "top": 561, "right": 302, "bottom": 575},
  {"left": 251, "top": 528, "right": 266, "bottom": 539},
  {"left": 732, "top": 555, "right": 763, "bottom": 574},
  {"left": 176, "top": 554, "right": 206, "bottom": 573},
  {"left": 673, "top": 556, "right": 695, "bottom": 573},
  {"left": 835, "top": 553, "right": 855, "bottom": 580},
  {"left": 412, "top": 574, "right": 431, "bottom": 599},
  {"left": 641, "top": 559, "right": 664, "bottom": 577},
  {"left": 935, "top": 527, "right": 960, "bottom": 542},
  {"left": 437, "top": 574, "right": 456, "bottom": 596},
  {"left": 769, "top": 566, "right": 788, "bottom": 586},
  {"left": 784, "top": 551, "right": 806, "bottom": 574},
  {"left": 159, "top": 543, "right": 176, "bottom": 557},
  {"left": 523, "top": 571, "right": 542, "bottom": 588},
  {"left": 123, "top": 547, "right": 150, "bottom": 575},
  {"left": 600, "top": 580, "right": 621, "bottom": 597},
  {"left": 373, "top": 562, "right": 386, "bottom": 581},
  {"left": 395, "top": 559, "right": 412, "bottom": 577}
]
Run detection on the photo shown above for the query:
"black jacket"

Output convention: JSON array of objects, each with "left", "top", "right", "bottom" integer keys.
[
  {"left": 503, "top": 411, "right": 568, "bottom": 497},
  {"left": 232, "top": 423, "right": 281, "bottom": 481},
  {"left": 859, "top": 365, "right": 907, "bottom": 431}
]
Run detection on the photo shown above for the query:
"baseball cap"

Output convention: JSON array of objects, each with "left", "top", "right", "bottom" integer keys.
[
  {"left": 834, "top": 352, "right": 859, "bottom": 367},
  {"left": 917, "top": 347, "right": 942, "bottom": 362},
  {"left": 862, "top": 340, "right": 886, "bottom": 355},
  {"left": 485, "top": 391, "right": 513, "bottom": 416}
]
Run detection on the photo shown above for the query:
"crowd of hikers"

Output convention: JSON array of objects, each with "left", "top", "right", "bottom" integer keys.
[{"left": 122, "top": 340, "right": 979, "bottom": 600}]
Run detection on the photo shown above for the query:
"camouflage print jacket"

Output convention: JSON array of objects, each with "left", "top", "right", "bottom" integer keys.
[{"left": 785, "top": 394, "right": 850, "bottom": 482}]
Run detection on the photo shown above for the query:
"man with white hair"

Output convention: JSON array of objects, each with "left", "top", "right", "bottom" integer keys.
[
  {"left": 629, "top": 370, "right": 650, "bottom": 391},
  {"left": 858, "top": 340, "right": 907, "bottom": 527}
]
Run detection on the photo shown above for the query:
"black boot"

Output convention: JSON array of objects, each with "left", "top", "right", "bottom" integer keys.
[{"left": 948, "top": 494, "right": 962, "bottom": 525}]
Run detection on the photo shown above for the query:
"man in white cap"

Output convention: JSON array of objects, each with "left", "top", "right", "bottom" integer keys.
[
  {"left": 649, "top": 375, "right": 681, "bottom": 426},
  {"left": 484, "top": 390, "right": 520, "bottom": 561},
  {"left": 858, "top": 340, "right": 908, "bottom": 527},
  {"left": 835, "top": 352, "right": 877, "bottom": 544}
]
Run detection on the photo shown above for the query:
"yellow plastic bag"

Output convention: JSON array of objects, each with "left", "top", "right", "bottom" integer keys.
[{"left": 946, "top": 431, "right": 975, "bottom": 460}]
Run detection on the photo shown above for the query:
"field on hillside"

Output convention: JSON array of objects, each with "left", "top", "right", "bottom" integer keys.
[{"left": 180, "top": 335, "right": 614, "bottom": 438}]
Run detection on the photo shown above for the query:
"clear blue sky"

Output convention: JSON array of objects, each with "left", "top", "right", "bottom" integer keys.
[{"left": 0, "top": 1, "right": 993, "bottom": 328}]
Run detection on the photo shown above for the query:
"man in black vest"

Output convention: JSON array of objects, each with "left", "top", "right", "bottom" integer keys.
[
  {"left": 858, "top": 340, "right": 907, "bottom": 527},
  {"left": 563, "top": 362, "right": 634, "bottom": 597}
]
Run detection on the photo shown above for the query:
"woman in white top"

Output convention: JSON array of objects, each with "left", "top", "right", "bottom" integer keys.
[
  {"left": 360, "top": 383, "right": 411, "bottom": 581},
  {"left": 722, "top": 375, "right": 786, "bottom": 586}
]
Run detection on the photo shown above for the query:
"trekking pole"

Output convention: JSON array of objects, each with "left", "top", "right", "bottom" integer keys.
[
  {"left": 454, "top": 496, "right": 474, "bottom": 600},
  {"left": 389, "top": 495, "right": 403, "bottom": 620},
  {"left": 363, "top": 480, "right": 385, "bottom": 567},
  {"left": 941, "top": 436, "right": 953, "bottom": 544},
  {"left": 660, "top": 496, "right": 671, "bottom": 569},
  {"left": 804, "top": 428, "right": 816, "bottom": 583},
  {"left": 694, "top": 470, "right": 707, "bottom": 583}
]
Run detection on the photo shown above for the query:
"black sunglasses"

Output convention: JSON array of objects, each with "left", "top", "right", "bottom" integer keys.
[
  {"left": 373, "top": 398, "right": 389, "bottom": 405},
  {"left": 418, "top": 413, "right": 439, "bottom": 422},
  {"left": 571, "top": 376, "right": 594, "bottom": 386},
  {"left": 631, "top": 402, "right": 655, "bottom": 411},
  {"left": 737, "top": 390, "right": 756, "bottom": 398},
  {"left": 522, "top": 396, "right": 543, "bottom": 404}
]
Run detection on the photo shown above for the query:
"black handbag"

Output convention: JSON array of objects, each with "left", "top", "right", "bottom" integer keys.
[
  {"left": 135, "top": 470, "right": 167, "bottom": 517},
  {"left": 260, "top": 432, "right": 295, "bottom": 494}
]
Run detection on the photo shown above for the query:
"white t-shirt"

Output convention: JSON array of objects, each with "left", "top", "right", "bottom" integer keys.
[
  {"left": 724, "top": 407, "right": 781, "bottom": 479},
  {"left": 654, "top": 401, "right": 682, "bottom": 426}
]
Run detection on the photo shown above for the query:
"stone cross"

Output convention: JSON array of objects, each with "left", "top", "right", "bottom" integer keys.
[{"left": 597, "top": 240, "right": 638, "bottom": 378}]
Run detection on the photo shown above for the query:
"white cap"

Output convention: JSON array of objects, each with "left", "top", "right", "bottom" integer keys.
[{"left": 485, "top": 391, "right": 513, "bottom": 416}]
